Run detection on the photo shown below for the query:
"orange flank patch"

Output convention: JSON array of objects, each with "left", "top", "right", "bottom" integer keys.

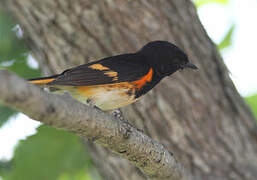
[
  {"left": 133, "top": 68, "right": 153, "bottom": 89},
  {"left": 73, "top": 68, "right": 153, "bottom": 110},
  {"left": 89, "top": 64, "right": 109, "bottom": 70},
  {"left": 77, "top": 82, "right": 134, "bottom": 97},
  {"left": 29, "top": 78, "right": 55, "bottom": 84},
  {"left": 76, "top": 82, "right": 136, "bottom": 110}
]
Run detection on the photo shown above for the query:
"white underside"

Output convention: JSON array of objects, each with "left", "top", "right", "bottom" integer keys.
[{"left": 69, "top": 86, "right": 137, "bottom": 111}]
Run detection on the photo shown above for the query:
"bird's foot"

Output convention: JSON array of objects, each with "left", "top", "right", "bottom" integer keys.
[
  {"left": 86, "top": 98, "right": 102, "bottom": 111},
  {"left": 110, "top": 109, "right": 144, "bottom": 133},
  {"left": 111, "top": 109, "right": 124, "bottom": 120}
]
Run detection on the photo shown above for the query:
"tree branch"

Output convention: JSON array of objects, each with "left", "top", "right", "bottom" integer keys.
[{"left": 0, "top": 70, "right": 186, "bottom": 180}]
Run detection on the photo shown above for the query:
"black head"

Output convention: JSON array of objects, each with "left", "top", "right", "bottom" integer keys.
[{"left": 137, "top": 41, "right": 197, "bottom": 76}]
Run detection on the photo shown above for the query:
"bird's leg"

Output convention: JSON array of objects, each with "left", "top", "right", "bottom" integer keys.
[
  {"left": 111, "top": 109, "right": 124, "bottom": 120},
  {"left": 86, "top": 98, "right": 102, "bottom": 111},
  {"left": 111, "top": 109, "right": 144, "bottom": 133}
]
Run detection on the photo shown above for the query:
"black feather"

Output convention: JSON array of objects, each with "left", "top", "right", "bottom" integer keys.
[{"left": 47, "top": 53, "right": 150, "bottom": 86}]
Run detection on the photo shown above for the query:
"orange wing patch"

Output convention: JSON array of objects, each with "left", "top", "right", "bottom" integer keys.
[
  {"left": 104, "top": 71, "right": 118, "bottom": 77},
  {"left": 104, "top": 71, "right": 118, "bottom": 81},
  {"left": 133, "top": 68, "right": 153, "bottom": 89},
  {"left": 89, "top": 64, "right": 109, "bottom": 70}
]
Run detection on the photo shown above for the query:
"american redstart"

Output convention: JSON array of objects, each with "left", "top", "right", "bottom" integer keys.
[{"left": 29, "top": 41, "right": 198, "bottom": 111}]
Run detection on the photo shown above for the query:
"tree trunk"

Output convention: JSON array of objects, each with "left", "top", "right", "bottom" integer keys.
[{"left": 2, "top": 0, "right": 257, "bottom": 179}]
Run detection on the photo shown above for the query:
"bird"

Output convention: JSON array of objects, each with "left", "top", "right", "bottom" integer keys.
[{"left": 29, "top": 41, "right": 198, "bottom": 111}]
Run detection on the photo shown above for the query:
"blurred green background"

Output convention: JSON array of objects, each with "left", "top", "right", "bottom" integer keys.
[
  {"left": 0, "top": 8, "right": 98, "bottom": 180},
  {"left": 0, "top": 0, "right": 257, "bottom": 180}
]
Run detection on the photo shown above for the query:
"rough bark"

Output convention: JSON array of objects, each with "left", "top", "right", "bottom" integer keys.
[{"left": 2, "top": 0, "right": 257, "bottom": 180}]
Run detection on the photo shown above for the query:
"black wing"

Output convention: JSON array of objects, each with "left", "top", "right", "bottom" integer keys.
[{"left": 47, "top": 53, "right": 150, "bottom": 86}]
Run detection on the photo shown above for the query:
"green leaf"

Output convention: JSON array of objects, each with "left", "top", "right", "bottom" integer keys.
[
  {"left": 57, "top": 169, "right": 92, "bottom": 180},
  {"left": 2, "top": 55, "right": 40, "bottom": 79},
  {"left": 0, "top": 160, "right": 12, "bottom": 173},
  {"left": 218, "top": 24, "right": 235, "bottom": 50},
  {"left": 4, "top": 125, "right": 93, "bottom": 180},
  {"left": 0, "top": 105, "right": 17, "bottom": 127},
  {"left": 0, "top": 11, "right": 28, "bottom": 62},
  {"left": 0, "top": 11, "right": 40, "bottom": 127},
  {"left": 245, "top": 94, "right": 257, "bottom": 120},
  {"left": 194, "top": 0, "right": 229, "bottom": 8},
  {"left": 0, "top": 10, "right": 40, "bottom": 79}
]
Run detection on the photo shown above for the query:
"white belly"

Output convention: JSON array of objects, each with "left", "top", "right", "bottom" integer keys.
[{"left": 69, "top": 84, "right": 137, "bottom": 111}]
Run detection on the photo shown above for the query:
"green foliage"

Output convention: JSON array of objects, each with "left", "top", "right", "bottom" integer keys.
[
  {"left": 1, "top": 125, "right": 93, "bottom": 180},
  {"left": 0, "top": 10, "right": 40, "bottom": 127},
  {"left": 0, "top": 12, "right": 27, "bottom": 62},
  {"left": 194, "top": 0, "right": 229, "bottom": 8},
  {"left": 0, "top": 160, "right": 12, "bottom": 176},
  {"left": 1, "top": 55, "right": 40, "bottom": 79},
  {"left": 0, "top": 105, "right": 17, "bottom": 127},
  {"left": 0, "top": 10, "right": 96, "bottom": 180},
  {"left": 218, "top": 24, "right": 235, "bottom": 50},
  {"left": 0, "top": 10, "right": 40, "bottom": 78},
  {"left": 57, "top": 170, "right": 92, "bottom": 180},
  {"left": 193, "top": 0, "right": 234, "bottom": 51},
  {"left": 245, "top": 94, "right": 257, "bottom": 119}
]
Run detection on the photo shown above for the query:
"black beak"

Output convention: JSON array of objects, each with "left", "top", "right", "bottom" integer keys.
[{"left": 183, "top": 62, "right": 198, "bottom": 70}]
